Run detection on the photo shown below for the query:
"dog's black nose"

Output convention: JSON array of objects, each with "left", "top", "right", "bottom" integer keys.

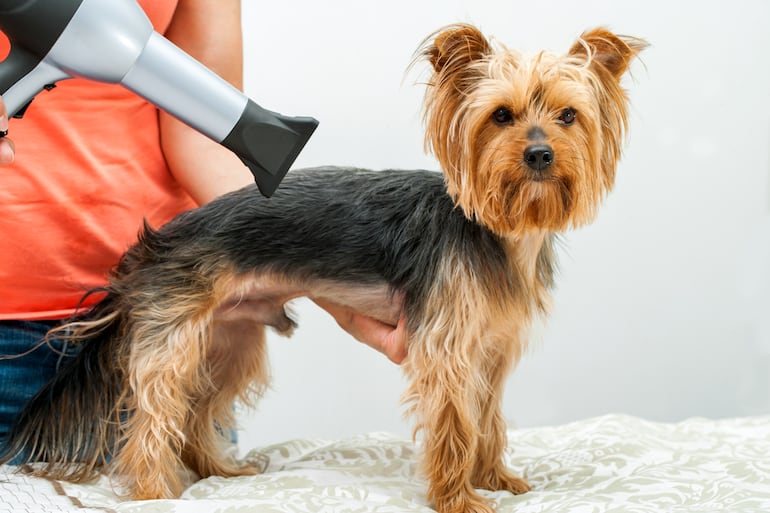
[{"left": 523, "top": 145, "right": 554, "bottom": 171}]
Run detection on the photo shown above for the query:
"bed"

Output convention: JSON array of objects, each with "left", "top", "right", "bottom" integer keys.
[{"left": 2, "top": 414, "right": 769, "bottom": 512}]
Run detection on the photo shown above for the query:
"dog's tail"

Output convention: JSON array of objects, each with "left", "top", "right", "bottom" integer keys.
[{"left": 0, "top": 292, "right": 128, "bottom": 481}]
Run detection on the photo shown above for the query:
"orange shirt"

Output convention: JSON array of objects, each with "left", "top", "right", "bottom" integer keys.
[{"left": 0, "top": 0, "right": 197, "bottom": 320}]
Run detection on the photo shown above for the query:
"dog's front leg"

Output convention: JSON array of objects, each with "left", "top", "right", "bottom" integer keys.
[
  {"left": 403, "top": 286, "right": 518, "bottom": 513},
  {"left": 404, "top": 331, "right": 493, "bottom": 513},
  {"left": 402, "top": 256, "right": 532, "bottom": 513},
  {"left": 470, "top": 338, "right": 530, "bottom": 495}
]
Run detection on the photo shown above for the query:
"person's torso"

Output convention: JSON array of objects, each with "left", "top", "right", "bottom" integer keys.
[{"left": 0, "top": 0, "right": 197, "bottom": 320}]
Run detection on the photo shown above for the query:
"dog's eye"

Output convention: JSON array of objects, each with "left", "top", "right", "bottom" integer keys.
[
  {"left": 558, "top": 107, "right": 576, "bottom": 125},
  {"left": 492, "top": 107, "right": 514, "bottom": 126}
]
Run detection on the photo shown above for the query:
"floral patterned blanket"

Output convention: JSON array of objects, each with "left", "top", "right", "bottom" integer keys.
[{"left": 2, "top": 414, "right": 769, "bottom": 512}]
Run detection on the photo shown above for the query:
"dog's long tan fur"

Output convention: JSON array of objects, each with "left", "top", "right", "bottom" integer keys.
[{"left": 1, "top": 25, "right": 645, "bottom": 513}]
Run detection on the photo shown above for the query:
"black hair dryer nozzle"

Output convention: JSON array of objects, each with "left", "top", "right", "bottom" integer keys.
[{"left": 223, "top": 101, "right": 318, "bottom": 197}]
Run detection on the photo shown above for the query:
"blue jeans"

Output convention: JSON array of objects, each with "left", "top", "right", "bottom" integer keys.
[
  {"left": 0, "top": 320, "right": 79, "bottom": 444},
  {"left": 0, "top": 319, "right": 237, "bottom": 450}
]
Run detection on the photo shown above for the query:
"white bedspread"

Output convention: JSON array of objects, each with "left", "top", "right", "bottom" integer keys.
[{"left": 2, "top": 414, "right": 769, "bottom": 512}]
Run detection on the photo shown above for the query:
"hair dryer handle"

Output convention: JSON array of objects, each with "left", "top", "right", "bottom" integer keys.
[
  {"left": 0, "top": 44, "right": 68, "bottom": 118},
  {"left": 222, "top": 100, "right": 319, "bottom": 197}
]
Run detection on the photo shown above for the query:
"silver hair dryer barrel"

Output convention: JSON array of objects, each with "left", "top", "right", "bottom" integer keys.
[{"left": 0, "top": 0, "right": 318, "bottom": 197}]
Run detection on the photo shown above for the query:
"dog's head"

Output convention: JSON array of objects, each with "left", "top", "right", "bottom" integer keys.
[{"left": 419, "top": 25, "right": 646, "bottom": 237}]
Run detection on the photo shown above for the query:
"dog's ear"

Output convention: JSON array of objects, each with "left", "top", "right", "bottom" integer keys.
[
  {"left": 423, "top": 24, "right": 491, "bottom": 75},
  {"left": 569, "top": 28, "right": 647, "bottom": 79}
]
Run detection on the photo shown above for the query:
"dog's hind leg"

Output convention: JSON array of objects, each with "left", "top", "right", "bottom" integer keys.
[
  {"left": 114, "top": 266, "right": 289, "bottom": 499},
  {"left": 108, "top": 258, "right": 246, "bottom": 500},
  {"left": 115, "top": 305, "right": 215, "bottom": 499},
  {"left": 182, "top": 317, "right": 271, "bottom": 479}
]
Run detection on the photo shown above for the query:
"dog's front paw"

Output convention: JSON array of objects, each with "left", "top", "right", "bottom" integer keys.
[
  {"left": 434, "top": 491, "right": 494, "bottom": 513},
  {"left": 474, "top": 467, "right": 531, "bottom": 495}
]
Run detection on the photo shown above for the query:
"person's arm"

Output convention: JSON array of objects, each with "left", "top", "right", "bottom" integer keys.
[{"left": 160, "top": 0, "right": 252, "bottom": 205}]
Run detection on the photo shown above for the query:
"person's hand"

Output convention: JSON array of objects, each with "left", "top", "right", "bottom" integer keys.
[
  {"left": 314, "top": 299, "right": 408, "bottom": 364},
  {"left": 0, "top": 96, "right": 15, "bottom": 165}
]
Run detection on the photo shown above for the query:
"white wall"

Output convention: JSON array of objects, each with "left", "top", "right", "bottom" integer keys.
[{"left": 236, "top": 0, "right": 770, "bottom": 449}]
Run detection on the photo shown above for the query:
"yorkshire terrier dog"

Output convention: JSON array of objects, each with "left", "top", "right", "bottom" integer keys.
[{"left": 1, "top": 25, "right": 645, "bottom": 513}]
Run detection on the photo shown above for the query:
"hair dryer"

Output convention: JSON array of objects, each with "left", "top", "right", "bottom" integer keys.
[{"left": 0, "top": 0, "right": 318, "bottom": 197}]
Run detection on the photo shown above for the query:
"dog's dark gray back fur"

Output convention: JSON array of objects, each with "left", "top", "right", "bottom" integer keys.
[{"left": 131, "top": 167, "right": 514, "bottom": 321}]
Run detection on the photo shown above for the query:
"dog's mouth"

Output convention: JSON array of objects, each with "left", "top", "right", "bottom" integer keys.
[
  {"left": 527, "top": 170, "right": 553, "bottom": 183},
  {"left": 497, "top": 172, "right": 573, "bottom": 231}
]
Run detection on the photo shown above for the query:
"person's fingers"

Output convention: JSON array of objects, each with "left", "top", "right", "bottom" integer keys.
[
  {"left": 314, "top": 299, "right": 408, "bottom": 364},
  {"left": 378, "top": 311, "right": 408, "bottom": 364},
  {"left": 0, "top": 100, "right": 14, "bottom": 165},
  {"left": 0, "top": 137, "right": 15, "bottom": 165},
  {"left": 314, "top": 299, "right": 369, "bottom": 340}
]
